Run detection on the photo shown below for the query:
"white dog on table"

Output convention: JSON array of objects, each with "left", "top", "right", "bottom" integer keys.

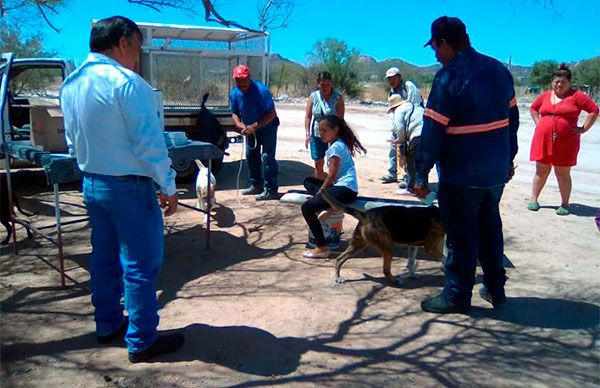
[{"left": 194, "top": 160, "right": 216, "bottom": 224}]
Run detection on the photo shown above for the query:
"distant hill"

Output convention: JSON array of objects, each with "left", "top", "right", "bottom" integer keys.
[
  {"left": 269, "top": 52, "right": 530, "bottom": 84},
  {"left": 267, "top": 52, "right": 534, "bottom": 99}
]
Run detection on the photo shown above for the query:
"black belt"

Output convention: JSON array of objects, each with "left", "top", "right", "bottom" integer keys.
[{"left": 84, "top": 172, "right": 152, "bottom": 181}]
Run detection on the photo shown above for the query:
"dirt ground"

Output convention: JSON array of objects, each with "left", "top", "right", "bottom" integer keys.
[{"left": 1, "top": 103, "right": 599, "bottom": 387}]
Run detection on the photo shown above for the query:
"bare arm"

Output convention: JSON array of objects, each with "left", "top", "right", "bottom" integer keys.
[
  {"left": 575, "top": 112, "right": 598, "bottom": 134},
  {"left": 319, "top": 156, "right": 340, "bottom": 192},
  {"left": 231, "top": 112, "right": 246, "bottom": 132},
  {"left": 243, "top": 109, "right": 278, "bottom": 135},
  {"left": 530, "top": 109, "right": 541, "bottom": 126},
  {"left": 337, "top": 95, "right": 345, "bottom": 119},
  {"left": 305, "top": 98, "right": 313, "bottom": 135}
]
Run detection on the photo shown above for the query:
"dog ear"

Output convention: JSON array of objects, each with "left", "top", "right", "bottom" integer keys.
[{"left": 423, "top": 220, "right": 445, "bottom": 258}]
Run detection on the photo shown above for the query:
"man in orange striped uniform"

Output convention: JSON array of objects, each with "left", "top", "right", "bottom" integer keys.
[{"left": 415, "top": 16, "right": 519, "bottom": 314}]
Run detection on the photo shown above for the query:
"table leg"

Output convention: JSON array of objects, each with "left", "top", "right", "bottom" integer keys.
[
  {"left": 206, "top": 159, "right": 212, "bottom": 250},
  {"left": 4, "top": 156, "right": 19, "bottom": 253},
  {"left": 53, "top": 184, "right": 66, "bottom": 288}
]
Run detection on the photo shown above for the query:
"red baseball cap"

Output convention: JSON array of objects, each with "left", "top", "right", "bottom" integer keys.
[{"left": 232, "top": 65, "right": 251, "bottom": 79}]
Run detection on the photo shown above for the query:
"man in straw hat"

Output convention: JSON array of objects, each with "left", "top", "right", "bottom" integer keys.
[{"left": 387, "top": 94, "right": 424, "bottom": 196}]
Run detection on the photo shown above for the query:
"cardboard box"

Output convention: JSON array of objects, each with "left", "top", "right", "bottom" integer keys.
[{"left": 29, "top": 98, "right": 67, "bottom": 152}]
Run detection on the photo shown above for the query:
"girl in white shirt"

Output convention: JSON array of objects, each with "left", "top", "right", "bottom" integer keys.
[{"left": 301, "top": 115, "right": 366, "bottom": 258}]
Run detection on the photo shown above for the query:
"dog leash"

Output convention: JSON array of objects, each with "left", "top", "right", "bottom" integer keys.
[{"left": 235, "top": 133, "right": 257, "bottom": 208}]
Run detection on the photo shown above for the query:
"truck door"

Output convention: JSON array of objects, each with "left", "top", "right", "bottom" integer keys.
[{"left": 1, "top": 53, "right": 15, "bottom": 144}]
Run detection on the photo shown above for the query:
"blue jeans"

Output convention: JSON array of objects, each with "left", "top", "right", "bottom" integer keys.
[
  {"left": 387, "top": 137, "right": 397, "bottom": 178},
  {"left": 437, "top": 182, "right": 506, "bottom": 307},
  {"left": 301, "top": 177, "right": 357, "bottom": 247},
  {"left": 404, "top": 137, "right": 420, "bottom": 189},
  {"left": 309, "top": 135, "right": 328, "bottom": 160},
  {"left": 83, "top": 173, "right": 164, "bottom": 353},
  {"left": 247, "top": 121, "right": 279, "bottom": 194}
]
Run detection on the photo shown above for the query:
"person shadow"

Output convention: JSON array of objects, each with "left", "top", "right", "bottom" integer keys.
[
  {"left": 471, "top": 296, "right": 600, "bottom": 330},
  {"left": 567, "top": 203, "right": 599, "bottom": 218},
  {"left": 151, "top": 323, "right": 307, "bottom": 376}
]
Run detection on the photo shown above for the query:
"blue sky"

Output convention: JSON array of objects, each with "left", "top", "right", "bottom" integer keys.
[{"left": 36, "top": 0, "right": 600, "bottom": 67}]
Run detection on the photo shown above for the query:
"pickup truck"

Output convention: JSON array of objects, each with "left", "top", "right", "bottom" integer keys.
[{"left": 1, "top": 22, "right": 270, "bottom": 179}]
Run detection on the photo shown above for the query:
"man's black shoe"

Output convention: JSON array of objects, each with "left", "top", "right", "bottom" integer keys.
[
  {"left": 241, "top": 186, "right": 263, "bottom": 195},
  {"left": 255, "top": 191, "right": 279, "bottom": 201},
  {"left": 479, "top": 285, "right": 507, "bottom": 309},
  {"left": 128, "top": 332, "right": 185, "bottom": 363},
  {"left": 97, "top": 318, "right": 128, "bottom": 344},
  {"left": 421, "top": 294, "right": 470, "bottom": 314},
  {"left": 380, "top": 175, "right": 397, "bottom": 184}
]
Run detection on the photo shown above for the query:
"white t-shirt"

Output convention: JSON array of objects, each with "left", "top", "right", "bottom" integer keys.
[{"left": 326, "top": 138, "right": 358, "bottom": 192}]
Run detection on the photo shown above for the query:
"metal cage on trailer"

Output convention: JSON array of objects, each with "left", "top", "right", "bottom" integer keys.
[{"left": 135, "top": 22, "right": 270, "bottom": 178}]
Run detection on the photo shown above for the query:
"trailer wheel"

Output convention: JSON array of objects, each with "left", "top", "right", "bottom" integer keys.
[
  {"left": 199, "top": 157, "right": 224, "bottom": 175},
  {"left": 173, "top": 160, "right": 197, "bottom": 182}
]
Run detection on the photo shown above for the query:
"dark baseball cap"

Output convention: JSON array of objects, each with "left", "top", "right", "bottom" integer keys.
[{"left": 424, "top": 16, "right": 467, "bottom": 47}]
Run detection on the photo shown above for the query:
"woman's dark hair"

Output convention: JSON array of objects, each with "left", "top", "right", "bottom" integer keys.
[
  {"left": 552, "top": 63, "right": 572, "bottom": 81},
  {"left": 90, "top": 16, "right": 142, "bottom": 52},
  {"left": 317, "top": 71, "right": 332, "bottom": 83},
  {"left": 321, "top": 115, "right": 366, "bottom": 156}
]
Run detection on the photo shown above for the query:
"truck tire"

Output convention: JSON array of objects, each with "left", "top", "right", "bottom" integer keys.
[
  {"left": 199, "top": 157, "right": 224, "bottom": 175},
  {"left": 173, "top": 157, "right": 224, "bottom": 181},
  {"left": 173, "top": 160, "right": 197, "bottom": 182}
]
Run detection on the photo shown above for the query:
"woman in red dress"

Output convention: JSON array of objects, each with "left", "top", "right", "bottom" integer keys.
[{"left": 528, "top": 64, "right": 599, "bottom": 215}]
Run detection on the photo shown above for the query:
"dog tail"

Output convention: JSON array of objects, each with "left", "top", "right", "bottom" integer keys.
[
  {"left": 14, "top": 197, "right": 37, "bottom": 217},
  {"left": 319, "top": 189, "right": 365, "bottom": 222}
]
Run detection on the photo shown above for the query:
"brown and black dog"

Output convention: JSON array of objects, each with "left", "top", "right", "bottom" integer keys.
[
  {"left": 320, "top": 190, "right": 445, "bottom": 286},
  {"left": 1, "top": 174, "right": 35, "bottom": 245}
]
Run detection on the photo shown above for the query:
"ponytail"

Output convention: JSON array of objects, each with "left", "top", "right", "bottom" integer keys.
[{"left": 321, "top": 115, "right": 366, "bottom": 156}]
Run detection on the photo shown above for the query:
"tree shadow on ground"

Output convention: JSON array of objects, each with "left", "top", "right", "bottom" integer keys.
[
  {"left": 212, "top": 159, "right": 314, "bottom": 191},
  {"left": 471, "top": 296, "right": 600, "bottom": 330},
  {"left": 145, "top": 287, "right": 600, "bottom": 386},
  {"left": 1, "top": 281, "right": 598, "bottom": 386}
]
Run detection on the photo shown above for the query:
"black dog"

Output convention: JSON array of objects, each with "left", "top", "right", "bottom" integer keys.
[{"left": 1, "top": 174, "right": 35, "bottom": 245}]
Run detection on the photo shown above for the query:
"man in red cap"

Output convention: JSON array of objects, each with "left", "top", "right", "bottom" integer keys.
[
  {"left": 415, "top": 16, "right": 519, "bottom": 314},
  {"left": 230, "top": 65, "right": 280, "bottom": 200}
]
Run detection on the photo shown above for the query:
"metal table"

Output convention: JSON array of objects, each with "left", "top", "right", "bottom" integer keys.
[{"left": 1, "top": 140, "right": 222, "bottom": 287}]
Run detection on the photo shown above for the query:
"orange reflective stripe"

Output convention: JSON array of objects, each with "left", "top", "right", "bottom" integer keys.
[
  {"left": 446, "top": 118, "right": 509, "bottom": 135},
  {"left": 509, "top": 97, "right": 517, "bottom": 107},
  {"left": 424, "top": 108, "right": 450, "bottom": 126}
]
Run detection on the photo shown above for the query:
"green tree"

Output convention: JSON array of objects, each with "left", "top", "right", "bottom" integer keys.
[
  {"left": 0, "top": 21, "right": 52, "bottom": 57},
  {"left": 1, "top": 21, "right": 59, "bottom": 97},
  {"left": 530, "top": 60, "right": 559, "bottom": 89},
  {"left": 573, "top": 57, "right": 600, "bottom": 100},
  {"left": 309, "top": 38, "right": 362, "bottom": 99}
]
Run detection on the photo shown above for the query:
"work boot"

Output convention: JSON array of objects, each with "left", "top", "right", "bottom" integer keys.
[
  {"left": 241, "top": 186, "right": 263, "bottom": 195},
  {"left": 97, "top": 318, "right": 128, "bottom": 344},
  {"left": 255, "top": 190, "right": 279, "bottom": 201},
  {"left": 479, "top": 285, "right": 507, "bottom": 309},
  {"left": 421, "top": 293, "right": 470, "bottom": 314},
  {"left": 128, "top": 332, "right": 185, "bottom": 363}
]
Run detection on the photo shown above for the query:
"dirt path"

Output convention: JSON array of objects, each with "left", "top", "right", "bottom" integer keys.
[{"left": 1, "top": 103, "right": 599, "bottom": 387}]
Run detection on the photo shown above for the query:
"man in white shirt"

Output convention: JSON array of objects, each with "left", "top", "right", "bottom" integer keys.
[{"left": 60, "top": 16, "right": 183, "bottom": 363}]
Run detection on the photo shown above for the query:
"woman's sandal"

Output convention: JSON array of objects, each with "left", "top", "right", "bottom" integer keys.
[
  {"left": 302, "top": 249, "right": 330, "bottom": 258},
  {"left": 555, "top": 206, "right": 570, "bottom": 216},
  {"left": 527, "top": 201, "right": 540, "bottom": 211}
]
